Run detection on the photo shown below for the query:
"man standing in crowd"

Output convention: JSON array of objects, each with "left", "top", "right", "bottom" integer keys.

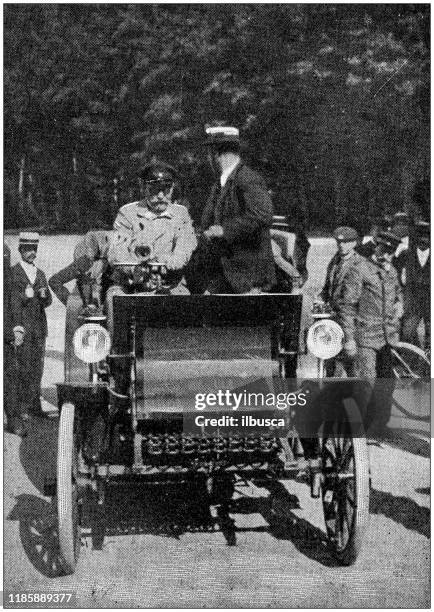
[
  {"left": 340, "top": 230, "right": 403, "bottom": 435},
  {"left": 11, "top": 233, "right": 52, "bottom": 419},
  {"left": 4, "top": 244, "right": 26, "bottom": 436},
  {"left": 49, "top": 230, "right": 112, "bottom": 309},
  {"left": 186, "top": 126, "right": 275, "bottom": 294},
  {"left": 401, "top": 220, "right": 430, "bottom": 348},
  {"left": 320, "top": 226, "right": 363, "bottom": 376}
]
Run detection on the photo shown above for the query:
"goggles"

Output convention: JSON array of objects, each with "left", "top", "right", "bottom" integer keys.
[{"left": 146, "top": 180, "right": 174, "bottom": 197}]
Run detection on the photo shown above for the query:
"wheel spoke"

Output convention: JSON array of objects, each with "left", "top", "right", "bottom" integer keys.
[
  {"left": 345, "top": 483, "right": 356, "bottom": 507},
  {"left": 336, "top": 502, "right": 345, "bottom": 549},
  {"left": 323, "top": 441, "right": 337, "bottom": 463},
  {"left": 338, "top": 439, "right": 354, "bottom": 472},
  {"left": 323, "top": 435, "right": 356, "bottom": 551},
  {"left": 346, "top": 496, "right": 355, "bottom": 518}
]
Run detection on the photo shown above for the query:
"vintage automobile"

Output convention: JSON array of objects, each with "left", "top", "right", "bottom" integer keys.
[{"left": 55, "top": 229, "right": 370, "bottom": 575}]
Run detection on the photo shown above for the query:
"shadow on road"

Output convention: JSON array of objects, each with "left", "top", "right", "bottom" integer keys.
[
  {"left": 382, "top": 427, "right": 430, "bottom": 458},
  {"left": 88, "top": 479, "right": 341, "bottom": 566},
  {"left": 7, "top": 494, "right": 65, "bottom": 578},
  {"left": 85, "top": 481, "right": 216, "bottom": 544},
  {"left": 370, "top": 488, "right": 430, "bottom": 539},
  {"left": 8, "top": 477, "right": 342, "bottom": 574},
  {"left": 235, "top": 481, "right": 340, "bottom": 567},
  {"left": 19, "top": 417, "right": 58, "bottom": 495}
]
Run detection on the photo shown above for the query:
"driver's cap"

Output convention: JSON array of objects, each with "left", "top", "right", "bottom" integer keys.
[
  {"left": 140, "top": 162, "right": 178, "bottom": 183},
  {"left": 376, "top": 230, "right": 401, "bottom": 252},
  {"left": 333, "top": 226, "right": 358, "bottom": 243}
]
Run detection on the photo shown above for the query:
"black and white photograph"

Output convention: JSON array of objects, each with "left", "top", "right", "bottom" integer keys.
[{"left": 3, "top": 3, "right": 430, "bottom": 608}]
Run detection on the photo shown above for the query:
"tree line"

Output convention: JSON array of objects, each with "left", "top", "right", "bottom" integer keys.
[{"left": 4, "top": 4, "right": 430, "bottom": 232}]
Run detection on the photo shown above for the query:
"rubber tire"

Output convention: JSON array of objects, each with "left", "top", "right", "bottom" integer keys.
[
  {"left": 321, "top": 397, "right": 370, "bottom": 566},
  {"left": 57, "top": 402, "right": 81, "bottom": 574}
]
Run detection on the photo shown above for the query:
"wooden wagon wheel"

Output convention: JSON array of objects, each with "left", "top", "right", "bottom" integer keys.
[{"left": 321, "top": 398, "right": 370, "bottom": 565}]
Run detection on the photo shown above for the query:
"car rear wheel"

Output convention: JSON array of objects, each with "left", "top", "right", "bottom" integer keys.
[
  {"left": 57, "top": 402, "right": 81, "bottom": 574},
  {"left": 321, "top": 398, "right": 370, "bottom": 565}
]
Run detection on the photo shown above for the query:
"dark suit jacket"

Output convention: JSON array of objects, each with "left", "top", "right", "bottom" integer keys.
[
  {"left": 4, "top": 245, "right": 15, "bottom": 343},
  {"left": 320, "top": 251, "right": 364, "bottom": 307},
  {"left": 200, "top": 163, "right": 276, "bottom": 292},
  {"left": 49, "top": 255, "right": 93, "bottom": 305},
  {"left": 404, "top": 246, "right": 430, "bottom": 313},
  {"left": 11, "top": 263, "right": 52, "bottom": 339}
]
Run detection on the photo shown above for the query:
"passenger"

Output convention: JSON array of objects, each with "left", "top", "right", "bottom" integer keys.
[
  {"left": 270, "top": 215, "right": 310, "bottom": 291},
  {"left": 339, "top": 230, "right": 403, "bottom": 436},
  {"left": 106, "top": 162, "right": 197, "bottom": 327},
  {"left": 10, "top": 232, "right": 52, "bottom": 419},
  {"left": 320, "top": 226, "right": 363, "bottom": 376},
  {"left": 185, "top": 126, "right": 276, "bottom": 294},
  {"left": 49, "top": 230, "right": 112, "bottom": 310}
]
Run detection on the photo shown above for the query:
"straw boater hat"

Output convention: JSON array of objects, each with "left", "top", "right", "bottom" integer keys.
[
  {"left": 18, "top": 232, "right": 39, "bottom": 247},
  {"left": 204, "top": 126, "right": 240, "bottom": 146}
]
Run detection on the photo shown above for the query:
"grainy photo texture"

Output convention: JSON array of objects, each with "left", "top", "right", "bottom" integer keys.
[{"left": 3, "top": 4, "right": 430, "bottom": 609}]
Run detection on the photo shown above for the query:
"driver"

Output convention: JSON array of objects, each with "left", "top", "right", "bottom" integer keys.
[
  {"left": 105, "top": 162, "right": 197, "bottom": 327},
  {"left": 108, "top": 162, "right": 196, "bottom": 277}
]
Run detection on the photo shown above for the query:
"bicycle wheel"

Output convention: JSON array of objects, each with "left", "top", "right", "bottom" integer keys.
[
  {"left": 392, "top": 342, "right": 430, "bottom": 420},
  {"left": 392, "top": 342, "right": 430, "bottom": 379}
]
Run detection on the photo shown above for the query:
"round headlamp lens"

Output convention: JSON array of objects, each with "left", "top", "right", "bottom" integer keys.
[
  {"left": 307, "top": 320, "right": 344, "bottom": 360},
  {"left": 73, "top": 323, "right": 111, "bottom": 364}
]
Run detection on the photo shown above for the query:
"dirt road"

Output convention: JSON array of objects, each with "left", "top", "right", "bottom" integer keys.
[{"left": 4, "top": 410, "right": 430, "bottom": 608}]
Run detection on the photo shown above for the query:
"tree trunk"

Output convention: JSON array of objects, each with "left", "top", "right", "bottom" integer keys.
[
  {"left": 55, "top": 190, "right": 62, "bottom": 225},
  {"left": 18, "top": 155, "right": 26, "bottom": 223},
  {"left": 26, "top": 174, "right": 39, "bottom": 222},
  {"left": 113, "top": 178, "right": 119, "bottom": 211},
  {"left": 333, "top": 169, "right": 346, "bottom": 225}
]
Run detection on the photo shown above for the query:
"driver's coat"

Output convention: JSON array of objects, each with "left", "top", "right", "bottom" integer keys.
[{"left": 109, "top": 200, "right": 197, "bottom": 270}]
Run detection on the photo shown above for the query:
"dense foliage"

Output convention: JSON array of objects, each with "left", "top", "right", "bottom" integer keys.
[{"left": 4, "top": 4, "right": 430, "bottom": 231}]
